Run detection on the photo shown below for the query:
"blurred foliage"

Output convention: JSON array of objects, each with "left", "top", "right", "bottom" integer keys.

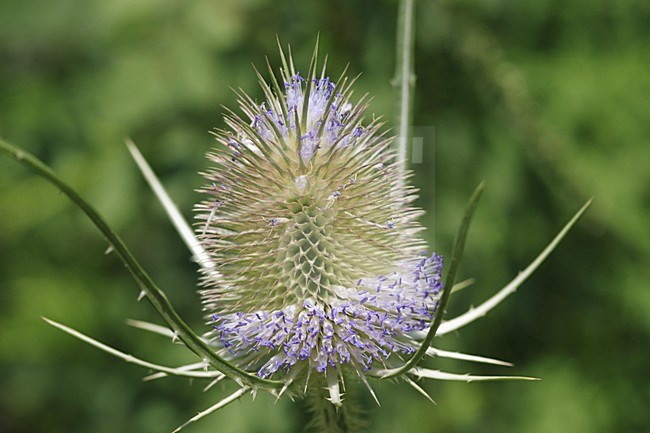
[{"left": 1, "top": 0, "right": 649, "bottom": 432}]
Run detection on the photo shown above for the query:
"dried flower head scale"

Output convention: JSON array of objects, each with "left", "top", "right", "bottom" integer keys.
[{"left": 196, "top": 44, "right": 444, "bottom": 399}]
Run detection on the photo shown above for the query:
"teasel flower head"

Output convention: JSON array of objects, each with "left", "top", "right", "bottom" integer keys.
[{"left": 195, "top": 48, "right": 443, "bottom": 395}]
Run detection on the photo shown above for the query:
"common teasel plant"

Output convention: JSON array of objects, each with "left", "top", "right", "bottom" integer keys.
[{"left": 0, "top": 2, "right": 590, "bottom": 432}]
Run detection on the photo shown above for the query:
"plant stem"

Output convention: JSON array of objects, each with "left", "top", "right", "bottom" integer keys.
[
  {"left": 306, "top": 375, "right": 366, "bottom": 433},
  {"left": 394, "top": 0, "right": 416, "bottom": 187}
]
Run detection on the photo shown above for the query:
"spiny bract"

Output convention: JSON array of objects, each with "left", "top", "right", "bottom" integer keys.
[{"left": 195, "top": 49, "right": 442, "bottom": 386}]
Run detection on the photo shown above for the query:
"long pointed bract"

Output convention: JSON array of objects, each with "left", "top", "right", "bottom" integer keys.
[
  {"left": 43, "top": 317, "right": 222, "bottom": 379},
  {"left": 143, "top": 362, "right": 213, "bottom": 382},
  {"left": 410, "top": 367, "right": 539, "bottom": 382},
  {"left": 404, "top": 376, "right": 436, "bottom": 404},
  {"left": 437, "top": 199, "right": 592, "bottom": 335},
  {"left": 172, "top": 387, "right": 250, "bottom": 433},
  {"left": 125, "top": 138, "right": 216, "bottom": 271},
  {"left": 127, "top": 319, "right": 177, "bottom": 339},
  {"left": 426, "top": 347, "right": 513, "bottom": 367}
]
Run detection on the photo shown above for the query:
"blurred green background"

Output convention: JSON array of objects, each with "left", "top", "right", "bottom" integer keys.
[{"left": 1, "top": 0, "right": 648, "bottom": 432}]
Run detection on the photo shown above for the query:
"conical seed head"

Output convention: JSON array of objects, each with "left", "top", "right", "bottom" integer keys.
[{"left": 195, "top": 51, "right": 442, "bottom": 379}]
